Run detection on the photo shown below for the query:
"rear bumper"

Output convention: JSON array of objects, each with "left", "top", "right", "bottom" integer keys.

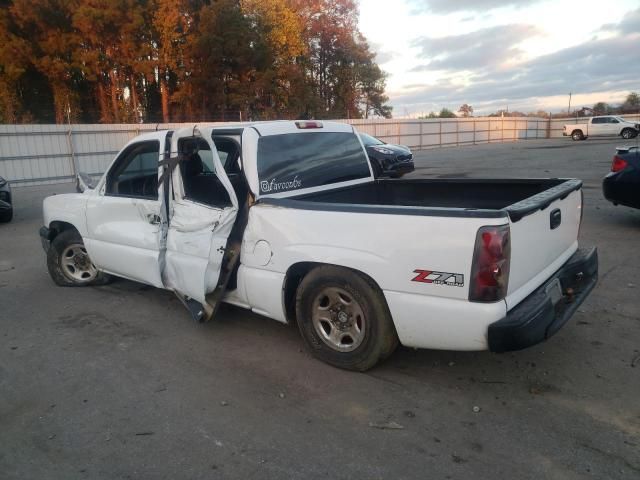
[
  {"left": 602, "top": 174, "right": 640, "bottom": 209},
  {"left": 488, "top": 247, "right": 598, "bottom": 353}
]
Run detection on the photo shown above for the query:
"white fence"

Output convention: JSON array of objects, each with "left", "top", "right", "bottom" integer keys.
[{"left": 0, "top": 115, "right": 637, "bottom": 186}]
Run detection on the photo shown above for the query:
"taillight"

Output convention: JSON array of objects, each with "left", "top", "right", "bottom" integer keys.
[
  {"left": 611, "top": 155, "right": 628, "bottom": 172},
  {"left": 295, "top": 121, "right": 323, "bottom": 129},
  {"left": 469, "top": 225, "right": 511, "bottom": 302}
]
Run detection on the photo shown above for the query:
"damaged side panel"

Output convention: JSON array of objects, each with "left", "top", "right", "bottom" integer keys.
[
  {"left": 158, "top": 127, "right": 239, "bottom": 318},
  {"left": 163, "top": 201, "right": 236, "bottom": 304}
]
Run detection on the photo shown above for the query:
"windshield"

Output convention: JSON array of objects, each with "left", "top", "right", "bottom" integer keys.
[
  {"left": 359, "top": 132, "right": 385, "bottom": 147},
  {"left": 257, "top": 132, "right": 371, "bottom": 195}
]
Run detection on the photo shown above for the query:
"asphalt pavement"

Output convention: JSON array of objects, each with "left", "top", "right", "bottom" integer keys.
[{"left": 1, "top": 137, "right": 639, "bottom": 479}]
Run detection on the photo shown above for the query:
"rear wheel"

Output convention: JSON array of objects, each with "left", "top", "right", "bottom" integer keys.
[
  {"left": 47, "top": 230, "right": 111, "bottom": 286},
  {"left": 621, "top": 128, "right": 637, "bottom": 140},
  {"left": 571, "top": 130, "right": 584, "bottom": 141},
  {"left": 295, "top": 265, "right": 398, "bottom": 371}
]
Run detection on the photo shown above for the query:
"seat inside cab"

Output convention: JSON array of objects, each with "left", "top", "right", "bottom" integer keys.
[{"left": 178, "top": 137, "right": 248, "bottom": 207}]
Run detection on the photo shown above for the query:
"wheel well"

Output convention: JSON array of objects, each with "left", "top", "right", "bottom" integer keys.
[
  {"left": 282, "top": 262, "right": 387, "bottom": 325},
  {"left": 571, "top": 129, "right": 583, "bottom": 135},
  {"left": 48, "top": 221, "right": 79, "bottom": 240}
]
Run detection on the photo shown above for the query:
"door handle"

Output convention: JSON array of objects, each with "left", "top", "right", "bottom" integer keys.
[{"left": 147, "top": 214, "right": 161, "bottom": 225}]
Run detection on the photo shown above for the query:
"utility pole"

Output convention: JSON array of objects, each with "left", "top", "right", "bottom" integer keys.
[{"left": 568, "top": 92, "right": 572, "bottom": 117}]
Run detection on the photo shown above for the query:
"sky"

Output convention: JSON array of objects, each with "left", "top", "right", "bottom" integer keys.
[{"left": 358, "top": 0, "right": 640, "bottom": 117}]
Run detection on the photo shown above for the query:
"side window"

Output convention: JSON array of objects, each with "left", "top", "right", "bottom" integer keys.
[
  {"left": 213, "top": 137, "right": 242, "bottom": 175},
  {"left": 179, "top": 138, "right": 231, "bottom": 207},
  {"left": 592, "top": 118, "right": 605, "bottom": 124},
  {"left": 106, "top": 141, "right": 160, "bottom": 199},
  {"left": 610, "top": 118, "right": 619, "bottom": 124}
]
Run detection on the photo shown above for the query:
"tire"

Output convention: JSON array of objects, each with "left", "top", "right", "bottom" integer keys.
[
  {"left": 621, "top": 128, "right": 637, "bottom": 140},
  {"left": 295, "top": 265, "right": 398, "bottom": 371},
  {"left": 571, "top": 130, "right": 584, "bottom": 141},
  {"left": 46, "top": 229, "right": 111, "bottom": 287},
  {"left": 0, "top": 209, "right": 12, "bottom": 223}
]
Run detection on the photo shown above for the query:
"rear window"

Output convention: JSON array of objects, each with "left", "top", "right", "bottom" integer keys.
[{"left": 257, "top": 132, "right": 370, "bottom": 194}]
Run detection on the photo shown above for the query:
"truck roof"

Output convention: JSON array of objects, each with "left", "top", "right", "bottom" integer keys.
[{"left": 144, "top": 120, "right": 355, "bottom": 138}]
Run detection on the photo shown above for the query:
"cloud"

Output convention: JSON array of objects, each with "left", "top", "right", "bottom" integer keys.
[
  {"left": 600, "top": 7, "right": 640, "bottom": 34},
  {"left": 406, "top": 0, "right": 541, "bottom": 14},
  {"left": 410, "top": 24, "right": 541, "bottom": 71},
  {"left": 393, "top": 17, "right": 640, "bottom": 114},
  {"left": 369, "top": 41, "right": 397, "bottom": 65}
]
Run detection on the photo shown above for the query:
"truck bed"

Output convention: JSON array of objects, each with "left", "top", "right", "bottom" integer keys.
[{"left": 264, "top": 178, "right": 582, "bottom": 222}]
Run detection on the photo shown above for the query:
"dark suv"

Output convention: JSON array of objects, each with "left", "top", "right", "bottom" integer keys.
[
  {"left": 0, "top": 176, "right": 13, "bottom": 222},
  {"left": 358, "top": 133, "right": 415, "bottom": 178}
]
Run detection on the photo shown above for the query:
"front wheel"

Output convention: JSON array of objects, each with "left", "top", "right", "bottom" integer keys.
[
  {"left": 621, "top": 128, "right": 637, "bottom": 140},
  {"left": 295, "top": 265, "right": 398, "bottom": 371},
  {"left": 47, "top": 229, "right": 111, "bottom": 286}
]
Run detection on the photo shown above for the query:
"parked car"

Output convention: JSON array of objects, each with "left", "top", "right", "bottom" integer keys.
[
  {"left": 358, "top": 132, "right": 414, "bottom": 178},
  {"left": 602, "top": 146, "right": 640, "bottom": 210},
  {"left": 40, "top": 121, "right": 597, "bottom": 371},
  {"left": 563, "top": 116, "right": 639, "bottom": 141},
  {"left": 0, "top": 176, "right": 12, "bottom": 223}
]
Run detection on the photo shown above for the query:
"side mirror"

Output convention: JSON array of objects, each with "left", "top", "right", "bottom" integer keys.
[{"left": 76, "top": 172, "right": 96, "bottom": 193}]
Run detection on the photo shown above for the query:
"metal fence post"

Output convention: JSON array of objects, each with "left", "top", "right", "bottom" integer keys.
[
  {"left": 419, "top": 121, "right": 423, "bottom": 150},
  {"left": 66, "top": 127, "right": 78, "bottom": 178}
]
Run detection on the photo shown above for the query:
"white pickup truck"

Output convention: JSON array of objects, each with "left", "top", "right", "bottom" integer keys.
[
  {"left": 563, "top": 115, "right": 639, "bottom": 141},
  {"left": 40, "top": 121, "right": 598, "bottom": 370}
]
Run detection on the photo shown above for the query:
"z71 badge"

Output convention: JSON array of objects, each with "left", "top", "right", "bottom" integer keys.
[{"left": 412, "top": 270, "right": 464, "bottom": 287}]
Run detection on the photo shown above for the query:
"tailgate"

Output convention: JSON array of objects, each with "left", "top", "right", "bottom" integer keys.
[{"left": 505, "top": 180, "right": 582, "bottom": 310}]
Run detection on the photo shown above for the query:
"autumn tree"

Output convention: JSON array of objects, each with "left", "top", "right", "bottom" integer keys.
[
  {"left": 620, "top": 92, "right": 639, "bottom": 113},
  {"left": 291, "top": 0, "right": 390, "bottom": 119},
  {"left": 241, "top": 0, "right": 305, "bottom": 119},
  {"left": 439, "top": 108, "right": 456, "bottom": 118},
  {"left": 0, "top": 0, "right": 392, "bottom": 123},
  {"left": 358, "top": 50, "right": 392, "bottom": 118},
  {"left": 592, "top": 102, "right": 610, "bottom": 115},
  {"left": 0, "top": 3, "right": 31, "bottom": 122},
  {"left": 458, "top": 103, "right": 473, "bottom": 117},
  {"left": 72, "top": 0, "right": 148, "bottom": 122},
  {"left": 11, "top": 0, "right": 82, "bottom": 123},
  {"left": 151, "top": 0, "right": 200, "bottom": 122}
]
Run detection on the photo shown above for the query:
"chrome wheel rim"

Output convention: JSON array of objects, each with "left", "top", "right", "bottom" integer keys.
[
  {"left": 622, "top": 130, "right": 632, "bottom": 139},
  {"left": 61, "top": 244, "right": 98, "bottom": 283},
  {"left": 311, "top": 287, "right": 365, "bottom": 352}
]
